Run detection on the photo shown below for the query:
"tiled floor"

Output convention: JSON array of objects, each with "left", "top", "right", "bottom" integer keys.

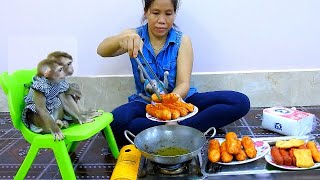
[{"left": 0, "top": 106, "right": 320, "bottom": 180}]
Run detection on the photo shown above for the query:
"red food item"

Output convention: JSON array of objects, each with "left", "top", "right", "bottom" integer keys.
[
  {"left": 271, "top": 146, "right": 284, "bottom": 165},
  {"left": 279, "top": 148, "right": 292, "bottom": 166}
]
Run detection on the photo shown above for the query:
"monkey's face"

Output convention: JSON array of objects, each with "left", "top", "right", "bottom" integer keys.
[
  {"left": 60, "top": 57, "right": 74, "bottom": 76},
  {"left": 47, "top": 65, "right": 67, "bottom": 83}
]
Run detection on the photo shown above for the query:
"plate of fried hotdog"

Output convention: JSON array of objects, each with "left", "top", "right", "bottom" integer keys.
[
  {"left": 207, "top": 132, "right": 270, "bottom": 165},
  {"left": 145, "top": 93, "right": 198, "bottom": 122},
  {"left": 265, "top": 139, "right": 320, "bottom": 170}
]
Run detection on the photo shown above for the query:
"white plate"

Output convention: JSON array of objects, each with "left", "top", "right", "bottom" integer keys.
[
  {"left": 215, "top": 139, "right": 270, "bottom": 165},
  {"left": 265, "top": 146, "right": 320, "bottom": 170},
  {"left": 146, "top": 106, "right": 198, "bottom": 122}
]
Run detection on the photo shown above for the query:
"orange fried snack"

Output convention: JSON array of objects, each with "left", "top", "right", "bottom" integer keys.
[
  {"left": 241, "top": 136, "right": 257, "bottom": 158},
  {"left": 271, "top": 146, "right": 284, "bottom": 165},
  {"left": 155, "top": 103, "right": 180, "bottom": 119},
  {"left": 146, "top": 104, "right": 171, "bottom": 120},
  {"left": 163, "top": 103, "right": 189, "bottom": 117},
  {"left": 235, "top": 149, "right": 247, "bottom": 161},
  {"left": 279, "top": 149, "right": 293, "bottom": 166},
  {"left": 208, "top": 139, "right": 221, "bottom": 152},
  {"left": 276, "top": 139, "right": 305, "bottom": 149},
  {"left": 208, "top": 139, "right": 221, "bottom": 163},
  {"left": 225, "top": 132, "right": 237, "bottom": 139},
  {"left": 226, "top": 132, "right": 241, "bottom": 155},
  {"left": 151, "top": 93, "right": 180, "bottom": 103},
  {"left": 235, "top": 139, "right": 247, "bottom": 161},
  {"left": 220, "top": 141, "right": 233, "bottom": 163},
  {"left": 294, "top": 149, "right": 315, "bottom": 168},
  {"left": 288, "top": 148, "right": 297, "bottom": 166},
  {"left": 172, "top": 101, "right": 194, "bottom": 112},
  {"left": 298, "top": 144, "right": 308, "bottom": 149},
  {"left": 306, "top": 141, "right": 320, "bottom": 162}
]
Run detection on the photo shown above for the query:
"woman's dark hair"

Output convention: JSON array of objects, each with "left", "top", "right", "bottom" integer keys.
[{"left": 141, "top": 0, "right": 181, "bottom": 27}]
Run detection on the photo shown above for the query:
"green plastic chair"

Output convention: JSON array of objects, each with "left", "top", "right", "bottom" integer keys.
[{"left": 0, "top": 69, "right": 119, "bottom": 180}]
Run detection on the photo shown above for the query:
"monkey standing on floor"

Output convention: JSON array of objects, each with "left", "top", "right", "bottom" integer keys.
[
  {"left": 47, "top": 51, "right": 102, "bottom": 119},
  {"left": 137, "top": 66, "right": 169, "bottom": 102},
  {"left": 22, "top": 59, "right": 70, "bottom": 140}
]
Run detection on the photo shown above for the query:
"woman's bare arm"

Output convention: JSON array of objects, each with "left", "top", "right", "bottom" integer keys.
[
  {"left": 97, "top": 29, "right": 141, "bottom": 58},
  {"left": 172, "top": 34, "right": 194, "bottom": 99}
]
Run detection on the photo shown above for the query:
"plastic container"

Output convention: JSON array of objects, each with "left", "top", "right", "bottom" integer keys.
[
  {"left": 110, "top": 145, "right": 141, "bottom": 180},
  {"left": 262, "top": 106, "right": 316, "bottom": 136}
]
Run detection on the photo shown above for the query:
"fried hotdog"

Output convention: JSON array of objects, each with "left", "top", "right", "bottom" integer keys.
[
  {"left": 163, "top": 103, "right": 189, "bottom": 117},
  {"left": 151, "top": 93, "right": 180, "bottom": 103},
  {"left": 155, "top": 103, "right": 180, "bottom": 119},
  {"left": 208, "top": 139, "right": 221, "bottom": 163},
  {"left": 226, "top": 132, "right": 241, "bottom": 155},
  {"left": 172, "top": 101, "right": 194, "bottom": 112},
  {"left": 288, "top": 148, "right": 297, "bottom": 166},
  {"left": 306, "top": 141, "right": 320, "bottom": 162},
  {"left": 234, "top": 139, "right": 246, "bottom": 161},
  {"left": 241, "top": 136, "right": 257, "bottom": 158},
  {"left": 271, "top": 146, "right": 284, "bottom": 165},
  {"left": 146, "top": 104, "right": 171, "bottom": 120},
  {"left": 279, "top": 149, "right": 293, "bottom": 166},
  {"left": 220, "top": 141, "right": 233, "bottom": 163}
]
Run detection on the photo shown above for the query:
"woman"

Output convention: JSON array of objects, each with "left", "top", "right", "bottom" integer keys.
[{"left": 97, "top": 0, "right": 250, "bottom": 146}]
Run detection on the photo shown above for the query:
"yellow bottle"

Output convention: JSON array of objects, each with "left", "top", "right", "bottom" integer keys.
[{"left": 110, "top": 144, "right": 141, "bottom": 180}]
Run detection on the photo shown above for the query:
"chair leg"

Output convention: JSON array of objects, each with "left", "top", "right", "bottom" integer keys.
[
  {"left": 53, "top": 141, "right": 76, "bottom": 180},
  {"left": 14, "top": 144, "right": 39, "bottom": 180},
  {"left": 103, "top": 125, "right": 120, "bottom": 158},
  {"left": 67, "top": 141, "right": 80, "bottom": 153}
]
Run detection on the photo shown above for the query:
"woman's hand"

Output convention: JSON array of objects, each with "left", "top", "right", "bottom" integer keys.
[
  {"left": 119, "top": 30, "right": 142, "bottom": 58},
  {"left": 97, "top": 28, "right": 142, "bottom": 58}
]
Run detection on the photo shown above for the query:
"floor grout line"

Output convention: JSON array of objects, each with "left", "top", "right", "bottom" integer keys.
[
  {"left": 73, "top": 134, "right": 98, "bottom": 171},
  {"left": 36, "top": 155, "right": 56, "bottom": 179},
  {"left": 0, "top": 137, "right": 23, "bottom": 156},
  {"left": 241, "top": 117, "right": 255, "bottom": 137},
  {"left": 0, "top": 127, "right": 15, "bottom": 138}
]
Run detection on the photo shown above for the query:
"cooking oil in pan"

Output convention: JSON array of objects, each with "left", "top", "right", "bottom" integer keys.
[{"left": 154, "top": 147, "right": 189, "bottom": 156}]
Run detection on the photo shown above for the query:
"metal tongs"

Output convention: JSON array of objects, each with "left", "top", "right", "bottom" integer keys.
[{"left": 134, "top": 50, "right": 168, "bottom": 101}]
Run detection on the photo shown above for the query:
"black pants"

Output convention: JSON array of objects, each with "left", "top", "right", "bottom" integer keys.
[{"left": 111, "top": 91, "right": 250, "bottom": 146}]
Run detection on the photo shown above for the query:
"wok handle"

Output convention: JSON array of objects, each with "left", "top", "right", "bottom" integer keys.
[
  {"left": 204, "top": 127, "right": 216, "bottom": 139},
  {"left": 124, "top": 130, "right": 136, "bottom": 144}
]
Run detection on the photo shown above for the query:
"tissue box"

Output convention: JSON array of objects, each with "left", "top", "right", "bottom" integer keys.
[{"left": 262, "top": 106, "right": 315, "bottom": 136}]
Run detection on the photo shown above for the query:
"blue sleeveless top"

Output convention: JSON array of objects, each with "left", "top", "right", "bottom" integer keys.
[{"left": 128, "top": 24, "right": 197, "bottom": 104}]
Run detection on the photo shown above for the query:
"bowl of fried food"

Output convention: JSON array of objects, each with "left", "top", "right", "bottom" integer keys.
[
  {"left": 145, "top": 93, "right": 198, "bottom": 122},
  {"left": 265, "top": 139, "right": 320, "bottom": 170},
  {"left": 207, "top": 132, "right": 270, "bottom": 165}
]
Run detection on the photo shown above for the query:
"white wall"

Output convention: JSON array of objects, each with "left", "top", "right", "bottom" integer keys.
[{"left": 1, "top": 0, "right": 319, "bottom": 76}]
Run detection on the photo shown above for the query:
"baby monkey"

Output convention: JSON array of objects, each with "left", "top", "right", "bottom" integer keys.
[
  {"left": 137, "top": 66, "right": 169, "bottom": 102},
  {"left": 23, "top": 59, "right": 70, "bottom": 140},
  {"left": 47, "top": 51, "right": 102, "bottom": 119}
]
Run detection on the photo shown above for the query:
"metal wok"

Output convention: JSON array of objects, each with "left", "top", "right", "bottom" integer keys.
[{"left": 124, "top": 125, "right": 216, "bottom": 165}]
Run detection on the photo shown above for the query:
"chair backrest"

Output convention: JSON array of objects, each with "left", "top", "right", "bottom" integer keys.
[{"left": 0, "top": 69, "right": 36, "bottom": 130}]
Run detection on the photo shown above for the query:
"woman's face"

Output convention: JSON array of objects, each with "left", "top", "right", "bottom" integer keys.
[{"left": 145, "top": 0, "right": 176, "bottom": 38}]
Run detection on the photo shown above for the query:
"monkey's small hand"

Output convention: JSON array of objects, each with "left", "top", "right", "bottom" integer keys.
[
  {"left": 83, "top": 118, "right": 95, "bottom": 123},
  {"left": 66, "top": 83, "right": 82, "bottom": 100},
  {"left": 52, "top": 130, "right": 65, "bottom": 141},
  {"left": 50, "top": 123, "right": 65, "bottom": 141},
  {"left": 85, "top": 108, "right": 98, "bottom": 114},
  {"left": 83, "top": 111, "right": 102, "bottom": 119},
  {"left": 56, "top": 119, "right": 69, "bottom": 129},
  {"left": 78, "top": 116, "right": 95, "bottom": 124}
]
